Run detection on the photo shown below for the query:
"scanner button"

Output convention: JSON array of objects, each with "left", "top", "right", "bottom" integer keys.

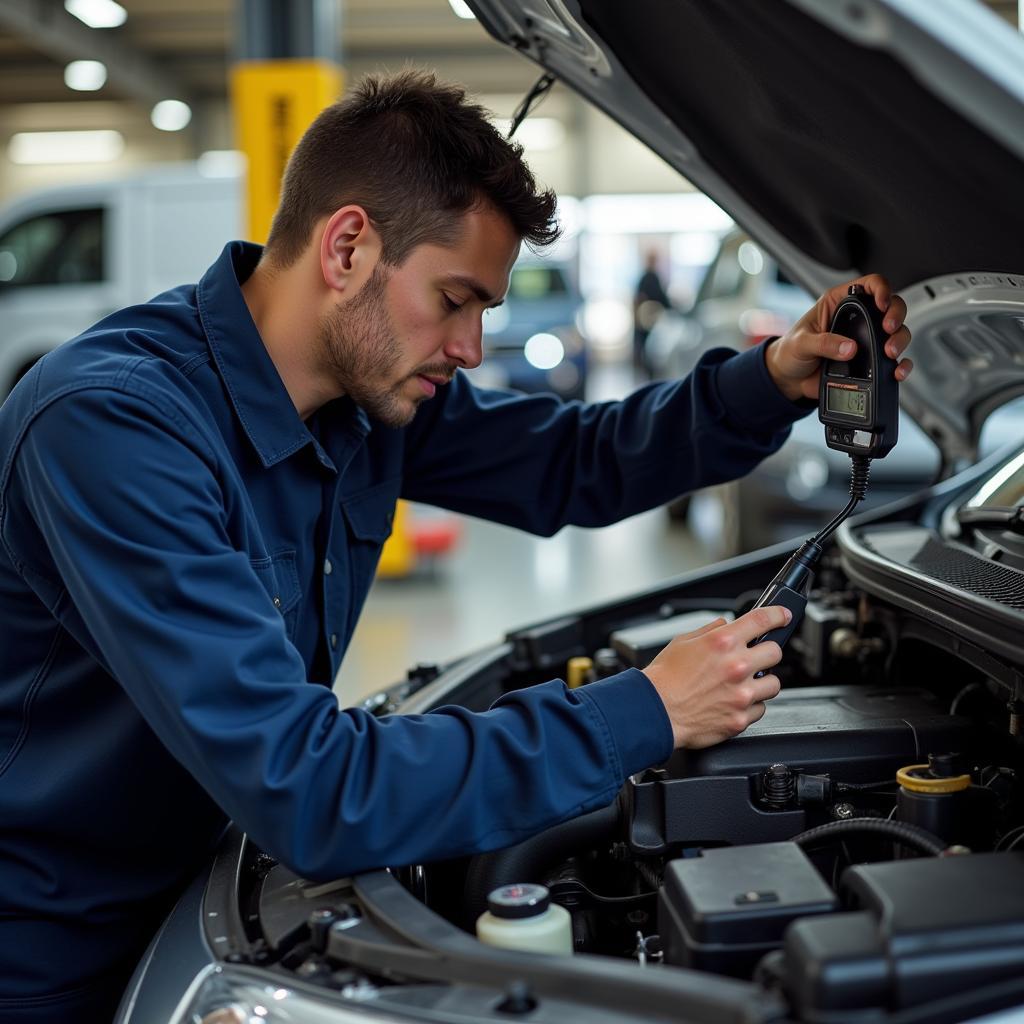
[{"left": 852, "top": 430, "right": 873, "bottom": 446}]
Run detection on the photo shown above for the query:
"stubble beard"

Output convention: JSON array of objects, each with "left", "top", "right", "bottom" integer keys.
[{"left": 318, "top": 264, "right": 419, "bottom": 429}]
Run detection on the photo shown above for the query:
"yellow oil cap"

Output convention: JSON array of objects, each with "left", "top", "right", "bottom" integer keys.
[{"left": 897, "top": 764, "right": 971, "bottom": 794}]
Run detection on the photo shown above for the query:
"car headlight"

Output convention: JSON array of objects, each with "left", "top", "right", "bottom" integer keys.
[
  {"left": 524, "top": 332, "right": 564, "bottom": 370},
  {"left": 180, "top": 966, "right": 376, "bottom": 1024}
]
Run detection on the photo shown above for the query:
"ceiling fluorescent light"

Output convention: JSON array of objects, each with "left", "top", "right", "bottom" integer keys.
[
  {"left": 151, "top": 100, "right": 192, "bottom": 132},
  {"left": 64, "top": 0, "right": 127, "bottom": 28},
  {"left": 448, "top": 0, "right": 476, "bottom": 18},
  {"left": 64, "top": 60, "right": 108, "bottom": 91},
  {"left": 8, "top": 129, "right": 124, "bottom": 165}
]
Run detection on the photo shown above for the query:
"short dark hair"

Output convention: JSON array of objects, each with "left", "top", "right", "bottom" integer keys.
[{"left": 264, "top": 70, "right": 560, "bottom": 267}]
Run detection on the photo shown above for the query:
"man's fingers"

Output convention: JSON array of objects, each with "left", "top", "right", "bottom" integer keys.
[
  {"left": 883, "top": 294, "right": 907, "bottom": 333},
  {"left": 750, "top": 671, "right": 782, "bottom": 703},
  {"left": 747, "top": 639, "right": 784, "bottom": 677},
  {"left": 744, "top": 700, "right": 769, "bottom": 729},
  {"left": 675, "top": 616, "right": 729, "bottom": 643},
  {"left": 895, "top": 357, "right": 913, "bottom": 381},
  {"left": 739, "top": 677, "right": 781, "bottom": 730},
  {"left": 826, "top": 278, "right": 907, "bottom": 333},
  {"left": 827, "top": 274, "right": 891, "bottom": 316},
  {"left": 821, "top": 331, "right": 858, "bottom": 360},
  {"left": 858, "top": 274, "right": 893, "bottom": 316},
  {"left": 884, "top": 325, "right": 911, "bottom": 360},
  {"left": 730, "top": 604, "right": 791, "bottom": 646}
]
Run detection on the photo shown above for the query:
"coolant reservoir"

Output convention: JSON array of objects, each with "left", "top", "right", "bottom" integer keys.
[{"left": 475, "top": 883, "right": 573, "bottom": 955}]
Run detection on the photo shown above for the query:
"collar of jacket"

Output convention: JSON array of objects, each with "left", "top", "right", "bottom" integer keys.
[{"left": 196, "top": 240, "right": 371, "bottom": 470}]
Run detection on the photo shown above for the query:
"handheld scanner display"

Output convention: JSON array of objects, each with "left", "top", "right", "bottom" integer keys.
[{"left": 819, "top": 284, "right": 899, "bottom": 460}]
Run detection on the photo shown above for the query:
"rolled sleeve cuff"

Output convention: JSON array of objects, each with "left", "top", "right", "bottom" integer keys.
[
  {"left": 713, "top": 341, "right": 815, "bottom": 433},
  {"left": 577, "top": 668, "right": 673, "bottom": 778}
]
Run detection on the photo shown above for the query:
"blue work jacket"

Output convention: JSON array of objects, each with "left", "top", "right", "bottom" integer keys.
[{"left": 0, "top": 241, "right": 806, "bottom": 1015}]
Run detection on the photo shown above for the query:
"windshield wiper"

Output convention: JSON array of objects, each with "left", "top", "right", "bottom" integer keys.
[{"left": 957, "top": 506, "right": 1024, "bottom": 533}]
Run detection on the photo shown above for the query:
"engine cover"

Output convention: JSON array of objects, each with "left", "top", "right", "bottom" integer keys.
[{"left": 627, "top": 686, "right": 975, "bottom": 853}]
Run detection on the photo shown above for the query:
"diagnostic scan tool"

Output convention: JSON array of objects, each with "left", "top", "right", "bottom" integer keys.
[
  {"left": 820, "top": 285, "right": 899, "bottom": 459},
  {"left": 749, "top": 284, "right": 900, "bottom": 663}
]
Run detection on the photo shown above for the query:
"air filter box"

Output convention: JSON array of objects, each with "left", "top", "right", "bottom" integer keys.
[
  {"left": 784, "top": 851, "right": 1024, "bottom": 1016},
  {"left": 659, "top": 842, "right": 837, "bottom": 977}
]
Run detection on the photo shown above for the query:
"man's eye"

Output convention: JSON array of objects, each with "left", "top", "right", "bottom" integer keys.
[{"left": 442, "top": 293, "right": 464, "bottom": 313}]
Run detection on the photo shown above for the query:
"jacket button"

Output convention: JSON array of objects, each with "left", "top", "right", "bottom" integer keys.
[
  {"left": 324, "top": 558, "right": 333, "bottom": 575},
  {"left": 273, "top": 596, "right": 282, "bottom": 608},
  {"left": 330, "top": 633, "right": 338, "bottom": 649}
]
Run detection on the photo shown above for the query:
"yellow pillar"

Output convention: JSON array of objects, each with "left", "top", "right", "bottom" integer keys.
[{"left": 230, "top": 60, "right": 343, "bottom": 243}]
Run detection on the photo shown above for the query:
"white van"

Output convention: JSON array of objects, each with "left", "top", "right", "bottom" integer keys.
[{"left": 0, "top": 164, "right": 242, "bottom": 398}]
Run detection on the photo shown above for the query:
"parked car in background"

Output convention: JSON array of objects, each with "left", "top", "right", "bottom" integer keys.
[
  {"left": 660, "top": 231, "right": 1023, "bottom": 555},
  {"left": 0, "top": 164, "right": 240, "bottom": 399},
  {"left": 689, "top": 410, "right": 941, "bottom": 556},
  {"left": 646, "top": 229, "right": 810, "bottom": 381},
  {"left": 466, "top": 256, "right": 587, "bottom": 400}
]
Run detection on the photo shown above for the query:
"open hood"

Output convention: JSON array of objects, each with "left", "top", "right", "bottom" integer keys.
[{"left": 470, "top": 0, "right": 1024, "bottom": 464}]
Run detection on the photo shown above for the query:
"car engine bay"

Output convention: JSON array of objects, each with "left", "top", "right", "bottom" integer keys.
[{"left": 178, "top": 448, "right": 1024, "bottom": 1024}]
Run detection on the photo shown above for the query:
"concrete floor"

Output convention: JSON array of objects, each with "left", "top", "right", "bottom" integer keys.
[
  {"left": 334, "top": 361, "right": 717, "bottom": 705},
  {"left": 334, "top": 504, "right": 709, "bottom": 703}
]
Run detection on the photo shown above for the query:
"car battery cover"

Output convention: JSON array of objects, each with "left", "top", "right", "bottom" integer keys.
[{"left": 659, "top": 841, "right": 838, "bottom": 977}]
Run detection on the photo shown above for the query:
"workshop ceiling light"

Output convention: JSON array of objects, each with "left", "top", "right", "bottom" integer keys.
[
  {"left": 64, "top": 0, "right": 127, "bottom": 29},
  {"left": 8, "top": 129, "right": 124, "bottom": 164},
  {"left": 151, "top": 100, "right": 192, "bottom": 132},
  {"left": 447, "top": 0, "right": 476, "bottom": 18},
  {"left": 64, "top": 60, "right": 107, "bottom": 91}
]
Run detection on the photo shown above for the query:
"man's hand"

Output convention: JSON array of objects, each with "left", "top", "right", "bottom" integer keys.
[
  {"left": 642, "top": 607, "right": 790, "bottom": 749},
  {"left": 766, "top": 274, "right": 914, "bottom": 402}
]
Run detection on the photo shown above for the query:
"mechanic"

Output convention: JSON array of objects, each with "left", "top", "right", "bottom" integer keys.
[{"left": 0, "top": 71, "right": 912, "bottom": 1021}]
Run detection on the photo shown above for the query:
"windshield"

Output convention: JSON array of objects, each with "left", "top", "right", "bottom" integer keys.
[
  {"left": 0, "top": 207, "right": 105, "bottom": 287},
  {"left": 508, "top": 265, "right": 570, "bottom": 300}
]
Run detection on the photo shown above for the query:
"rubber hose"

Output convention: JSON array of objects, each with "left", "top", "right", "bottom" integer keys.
[
  {"left": 463, "top": 800, "right": 622, "bottom": 927},
  {"left": 792, "top": 816, "right": 947, "bottom": 856}
]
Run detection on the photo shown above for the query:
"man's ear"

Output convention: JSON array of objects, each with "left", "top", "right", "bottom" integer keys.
[{"left": 320, "top": 205, "right": 381, "bottom": 295}]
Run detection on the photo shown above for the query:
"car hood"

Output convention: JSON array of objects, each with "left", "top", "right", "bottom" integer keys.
[{"left": 470, "top": 0, "right": 1024, "bottom": 465}]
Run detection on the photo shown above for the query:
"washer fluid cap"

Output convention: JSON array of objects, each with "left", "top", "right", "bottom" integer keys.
[{"left": 487, "top": 883, "right": 551, "bottom": 919}]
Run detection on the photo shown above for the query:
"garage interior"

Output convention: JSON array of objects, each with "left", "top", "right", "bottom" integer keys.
[{"left": 0, "top": 0, "right": 1020, "bottom": 698}]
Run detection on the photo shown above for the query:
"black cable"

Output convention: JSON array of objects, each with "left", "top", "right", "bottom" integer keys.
[
  {"left": 463, "top": 801, "right": 620, "bottom": 926},
  {"left": 508, "top": 73, "right": 556, "bottom": 138},
  {"left": 834, "top": 778, "right": 898, "bottom": 792},
  {"left": 996, "top": 823, "right": 1024, "bottom": 851},
  {"left": 792, "top": 817, "right": 947, "bottom": 857},
  {"left": 950, "top": 681, "right": 985, "bottom": 716},
  {"left": 811, "top": 454, "right": 871, "bottom": 546},
  {"left": 634, "top": 860, "right": 662, "bottom": 893}
]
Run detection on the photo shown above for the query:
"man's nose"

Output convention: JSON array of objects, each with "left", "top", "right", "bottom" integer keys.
[{"left": 445, "top": 319, "right": 484, "bottom": 370}]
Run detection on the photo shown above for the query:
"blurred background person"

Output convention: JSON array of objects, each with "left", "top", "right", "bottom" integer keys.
[{"left": 632, "top": 248, "right": 671, "bottom": 377}]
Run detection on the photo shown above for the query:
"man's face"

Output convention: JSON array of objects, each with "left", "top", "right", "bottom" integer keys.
[{"left": 317, "top": 203, "right": 519, "bottom": 428}]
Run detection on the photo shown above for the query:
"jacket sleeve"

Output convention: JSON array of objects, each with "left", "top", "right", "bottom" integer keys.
[
  {"left": 400, "top": 343, "right": 811, "bottom": 536},
  {"left": 5, "top": 383, "right": 673, "bottom": 880}
]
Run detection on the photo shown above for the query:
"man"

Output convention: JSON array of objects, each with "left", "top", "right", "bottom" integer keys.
[
  {"left": 633, "top": 248, "right": 672, "bottom": 375},
  {"left": 0, "top": 72, "right": 912, "bottom": 1020}
]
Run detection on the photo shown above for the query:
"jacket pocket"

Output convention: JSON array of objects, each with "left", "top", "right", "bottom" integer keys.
[
  {"left": 338, "top": 482, "right": 398, "bottom": 625},
  {"left": 249, "top": 550, "right": 301, "bottom": 641}
]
